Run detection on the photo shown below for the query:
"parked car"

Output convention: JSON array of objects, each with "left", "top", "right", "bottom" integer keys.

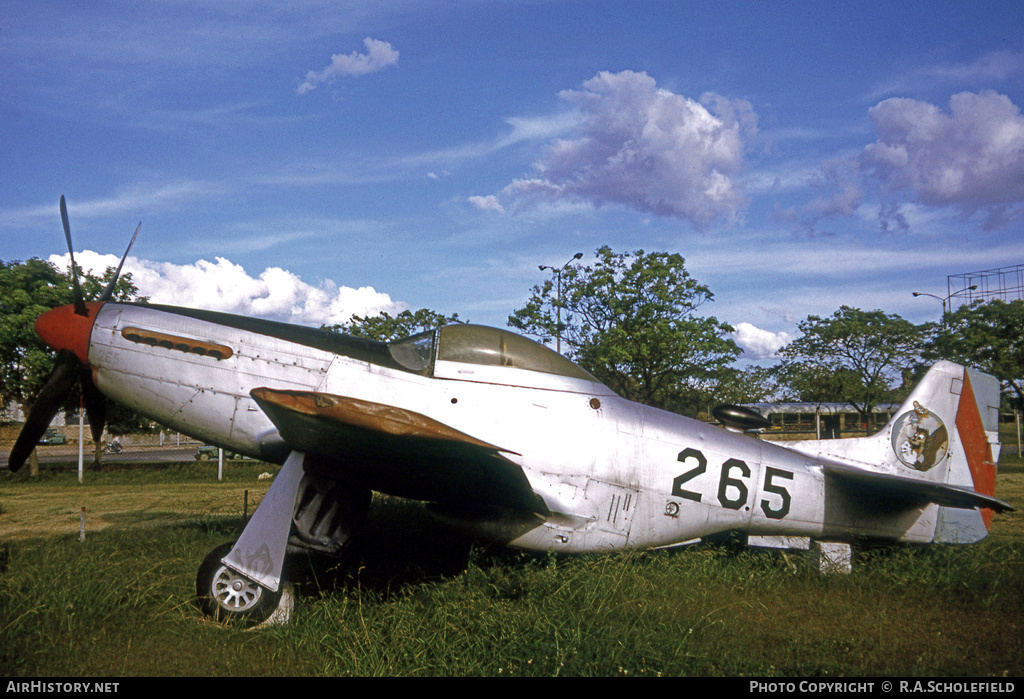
[
  {"left": 38, "top": 429, "right": 67, "bottom": 445},
  {"left": 195, "top": 445, "right": 249, "bottom": 461}
]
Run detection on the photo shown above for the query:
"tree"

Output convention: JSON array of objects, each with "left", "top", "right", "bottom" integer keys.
[
  {"left": 777, "top": 306, "right": 926, "bottom": 429},
  {"left": 509, "top": 246, "right": 740, "bottom": 414},
  {"left": 323, "top": 308, "right": 463, "bottom": 343},
  {"left": 0, "top": 259, "right": 71, "bottom": 418},
  {"left": 713, "top": 365, "right": 784, "bottom": 406},
  {"left": 771, "top": 360, "right": 861, "bottom": 402},
  {"left": 925, "top": 299, "right": 1024, "bottom": 410}
]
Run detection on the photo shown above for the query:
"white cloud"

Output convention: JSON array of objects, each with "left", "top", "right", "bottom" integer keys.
[
  {"left": 868, "top": 51, "right": 1024, "bottom": 100},
  {"left": 773, "top": 156, "right": 866, "bottom": 234},
  {"left": 297, "top": 37, "right": 399, "bottom": 94},
  {"left": 731, "top": 322, "right": 793, "bottom": 360},
  {"left": 497, "top": 112, "right": 583, "bottom": 148},
  {"left": 862, "top": 90, "right": 1024, "bottom": 229},
  {"left": 0, "top": 182, "right": 216, "bottom": 229},
  {"left": 393, "top": 112, "right": 580, "bottom": 173},
  {"left": 467, "top": 195, "right": 505, "bottom": 214},
  {"left": 501, "top": 70, "right": 756, "bottom": 229},
  {"left": 781, "top": 90, "right": 1024, "bottom": 234},
  {"left": 49, "top": 251, "right": 403, "bottom": 327}
]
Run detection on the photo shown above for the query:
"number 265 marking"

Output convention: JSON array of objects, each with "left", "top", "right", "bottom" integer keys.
[{"left": 671, "top": 448, "right": 793, "bottom": 520}]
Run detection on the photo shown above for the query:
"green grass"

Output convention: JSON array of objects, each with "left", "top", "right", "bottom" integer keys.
[{"left": 1, "top": 463, "right": 1022, "bottom": 677}]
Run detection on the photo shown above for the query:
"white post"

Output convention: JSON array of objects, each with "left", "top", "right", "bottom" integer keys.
[
  {"left": 218, "top": 448, "right": 223, "bottom": 482},
  {"left": 1016, "top": 408, "right": 1021, "bottom": 457},
  {"left": 78, "top": 397, "right": 84, "bottom": 483}
]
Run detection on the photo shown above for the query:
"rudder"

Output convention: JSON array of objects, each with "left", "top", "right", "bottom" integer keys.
[{"left": 936, "top": 365, "right": 1002, "bottom": 538}]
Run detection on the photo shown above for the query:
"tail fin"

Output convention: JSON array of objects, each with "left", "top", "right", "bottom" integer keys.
[
  {"left": 888, "top": 361, "right": 999, "bottom": 479},
  {"left": 782, "top": 361, "right": 1009, "bottom": 543}
]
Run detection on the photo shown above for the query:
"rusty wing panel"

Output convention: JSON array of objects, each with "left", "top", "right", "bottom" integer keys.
[
  {"left": 253, "top": 389, "right": 508, "bottom": 450},
  {"left": 250, "top": 388, "right": 548, "bottom": 515}
]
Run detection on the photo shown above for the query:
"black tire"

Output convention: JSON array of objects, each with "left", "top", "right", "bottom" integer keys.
[{"left": 196, "top": 542, "right": 283, "bottom": 627}]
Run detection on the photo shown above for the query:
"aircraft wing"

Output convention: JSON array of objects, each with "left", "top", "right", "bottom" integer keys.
[
  {"left": 823, "top": 462, "right": 1014, "bottom": 513},
  {"left": 250, "top": 387, "right": 550, "bottom": 515}
]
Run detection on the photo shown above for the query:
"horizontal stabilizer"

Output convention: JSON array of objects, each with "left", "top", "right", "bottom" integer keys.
[
  {"left": 250, "top": 387, "right": 548, "bottom": 515},
  {"left": 824, "top": 462, "right": 1014, "bottom": 514}
]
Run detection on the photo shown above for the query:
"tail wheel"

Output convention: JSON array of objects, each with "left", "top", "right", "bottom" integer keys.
[{"left": 196, "top": 542, "right": 283, "bottom": 627}]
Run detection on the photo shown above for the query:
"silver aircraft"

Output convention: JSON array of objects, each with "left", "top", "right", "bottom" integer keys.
[{"left": 8, "top": 198, "right": 1013, "bottom": 626}]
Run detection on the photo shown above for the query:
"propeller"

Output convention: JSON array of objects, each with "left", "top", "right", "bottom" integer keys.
[
  {"left": 7, "top": 196, "right": 140, "bottom": 473},
  {"left": 60, "top": 195, "right": 89, "bottom": 317}
]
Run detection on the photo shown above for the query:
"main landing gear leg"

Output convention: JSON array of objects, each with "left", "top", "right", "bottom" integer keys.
[{"left": 196, "top": 451, "right": 307, "bottom": 627}]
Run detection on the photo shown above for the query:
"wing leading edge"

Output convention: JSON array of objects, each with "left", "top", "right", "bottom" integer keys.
[{"left": 250, "top": 388, "right": 550, "bottom": 515}]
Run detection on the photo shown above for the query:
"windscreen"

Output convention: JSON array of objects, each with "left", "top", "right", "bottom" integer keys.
[{"left": 388, "top": 329, "right": 436, "bottom": 373}]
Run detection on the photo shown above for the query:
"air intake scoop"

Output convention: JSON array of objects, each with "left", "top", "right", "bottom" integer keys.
[{"left": 712, "top": 404, "right": 770, "bottom": 433}]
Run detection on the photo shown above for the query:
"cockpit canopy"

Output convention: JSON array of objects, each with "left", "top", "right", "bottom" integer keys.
[{"left": 388, "top": 324, "right": 603, "bottom": 389}]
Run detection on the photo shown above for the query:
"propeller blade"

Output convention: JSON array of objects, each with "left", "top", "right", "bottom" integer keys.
[
  {"left": 80, "top": 368, "right": 107, "bottom": 445},
  {"left": 8, "top": 350, "right": 80, "bottom": 473},
  {"left": 97, "top": 221, "right": 141, "bottom": 302},
  {"left": 59, "top": 196, "right": 89, "bottom": 317}
]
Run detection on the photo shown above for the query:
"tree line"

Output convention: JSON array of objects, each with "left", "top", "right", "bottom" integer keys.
[{"left": 3, "top": 249, "right": 1023, "bottom": 442}]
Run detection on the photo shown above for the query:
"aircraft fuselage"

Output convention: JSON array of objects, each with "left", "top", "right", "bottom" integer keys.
[{"left": 68, "top": 302, "right": 972, "bottom": 553}]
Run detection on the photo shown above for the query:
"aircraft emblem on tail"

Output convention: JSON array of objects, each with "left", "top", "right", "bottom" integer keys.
[{"left": 891, "top": 402, "right": 949, "bottom": 471}]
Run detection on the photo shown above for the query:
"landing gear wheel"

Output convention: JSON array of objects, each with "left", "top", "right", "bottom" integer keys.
[{"left": 196, "top": 542, "right": 283, "bottom": 627}]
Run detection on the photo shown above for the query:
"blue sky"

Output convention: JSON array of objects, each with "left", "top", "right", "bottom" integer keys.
[{"left": 2, "top": 1, "right": 1023, "bottom": 361}]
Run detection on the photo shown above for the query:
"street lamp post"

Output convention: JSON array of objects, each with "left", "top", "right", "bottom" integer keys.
[
  {"left": 539, "top": 252, "right": 583, "bottom": 354},
  {"left": 912, "top": 285, "right": 978, "bottom": 323},
  {"left": 912, "top": 291, "right": 950, "bottom": 316}
]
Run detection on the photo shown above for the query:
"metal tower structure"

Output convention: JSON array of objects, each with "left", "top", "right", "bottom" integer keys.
[{"left": 948, "top": 263, "right": 1024, "bottom": 309}]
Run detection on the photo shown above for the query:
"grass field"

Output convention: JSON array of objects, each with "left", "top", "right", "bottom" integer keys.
[{"left": 1, "top": 458, "right": 1022, "bottom": 677}]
